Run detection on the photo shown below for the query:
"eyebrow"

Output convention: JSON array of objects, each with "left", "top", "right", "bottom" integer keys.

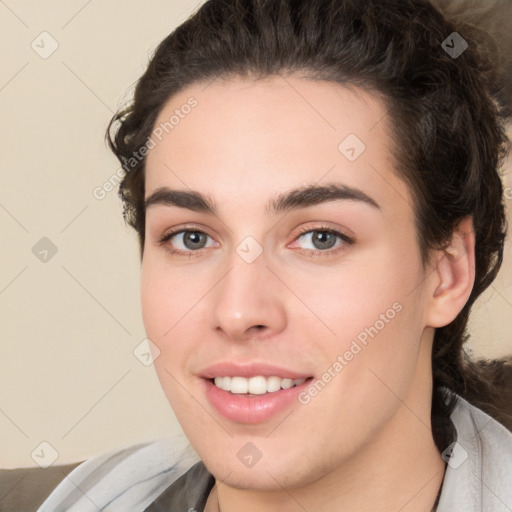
[{"left": 144, "top": 182, "right": 381, "bottom": 215}]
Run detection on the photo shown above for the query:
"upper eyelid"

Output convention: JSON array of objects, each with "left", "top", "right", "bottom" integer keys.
[
  {"left": 291, "top": 227, "right": 354, "bottom": 248},
  {"left": 295, "top": 225, "right": 352, "bottom": 238},
  {"left": 161, "top": 224, "right": 345, "bottom": 238}
]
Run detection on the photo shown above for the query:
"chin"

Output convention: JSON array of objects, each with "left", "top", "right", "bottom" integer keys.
[
  {"left": 204, "top": 459, "right": 309, "bottom": 491},
  {"left": 196, "top": 439, "right": 331, "bottom": 493}
]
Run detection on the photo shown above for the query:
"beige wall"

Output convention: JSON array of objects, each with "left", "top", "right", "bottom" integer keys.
[{"left": 0, "top": 1, "right": 511, "bottom": 468}]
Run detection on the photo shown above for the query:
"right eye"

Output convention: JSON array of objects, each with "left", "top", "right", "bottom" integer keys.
[{"left": 158, "top": 228, "right": 218, "bottom": 256}]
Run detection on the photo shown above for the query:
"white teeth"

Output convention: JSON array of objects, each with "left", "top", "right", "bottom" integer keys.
[
  {"left": 248, "top": 376, "right": 267, "bottom": 395},
  {"left": 266, "top": 376, "right": 282, "bottom": 393},
  {"left": 230, "top": 376, "right": 248, "bottom": 394},
  {"left": 221, "top": 376, "right": 231, "bottom": 390},
  {"left": 281, "top": 378, "right": 294, "bottom": 389},
  {"left": 213, "top": 375, "right": 307, "bottom": 394},
  {"left": 214, "top": 376, "right": 231, "bottom": 391}
]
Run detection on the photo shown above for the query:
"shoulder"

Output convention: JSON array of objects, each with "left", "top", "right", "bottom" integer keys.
[
  {"left": 34, "top": 435, "right": 200, "bottom": 512},
  {"left": 438, "top": 393, "right": 512, "bottom": 512}
]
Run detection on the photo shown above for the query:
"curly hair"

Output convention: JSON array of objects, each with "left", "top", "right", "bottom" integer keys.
[{"left": 106, "top": 0, "right": 511, "bottom": 452}]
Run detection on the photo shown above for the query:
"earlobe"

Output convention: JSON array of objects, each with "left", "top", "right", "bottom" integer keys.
[{"left": 426, "top": 217, "right": 476, "bottom": 327}]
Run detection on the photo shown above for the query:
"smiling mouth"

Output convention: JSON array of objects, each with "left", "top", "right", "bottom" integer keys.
[{"left": 210, "top": 375, "right": 313, "bottom": 395}]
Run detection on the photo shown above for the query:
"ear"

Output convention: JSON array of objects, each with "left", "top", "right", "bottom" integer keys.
[{"left": 425, "top": 216, "right": 476, "bottom": 328}]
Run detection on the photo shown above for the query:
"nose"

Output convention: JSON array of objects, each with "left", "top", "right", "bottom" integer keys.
[{"left": 210, "top": 249, "right": 287, "bottom": 342}]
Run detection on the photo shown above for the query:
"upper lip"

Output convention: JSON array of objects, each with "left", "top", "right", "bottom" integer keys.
[{"left": 200, "top": 361, "right": 312, "bottom": 380}]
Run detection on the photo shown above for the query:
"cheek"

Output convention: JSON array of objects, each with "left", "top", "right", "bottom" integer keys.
[
  {"left": 140, "top": 255, "right": 204, "bottom": 339},
  {"left": 293, "top": 249, "right": 416, "bottom": 343},
  {"left": 140, "top": 252, "right": 226, "bottom": 400},
  {"left": 291, "top": 246, "right": 424, "bottom": 389},
  {"left": 140, "top": 259, "right": 200, "bottom": 411}
]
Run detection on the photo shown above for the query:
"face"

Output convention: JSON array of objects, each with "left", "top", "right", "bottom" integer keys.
[{"left": 141, "top": 76, "right": 435, "bottom": 490}]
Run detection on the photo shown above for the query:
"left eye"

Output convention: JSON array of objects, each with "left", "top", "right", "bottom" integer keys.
[
  {"left": 164, "top": 230, "right": 216, "bottom": 251},
  {"left": 295, "top": 229, "right": 348, "bottom": 252}
]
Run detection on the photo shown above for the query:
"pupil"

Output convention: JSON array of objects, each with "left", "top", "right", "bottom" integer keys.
[{"left": 185, "top": 232, "right": 205, "bottom": 249}]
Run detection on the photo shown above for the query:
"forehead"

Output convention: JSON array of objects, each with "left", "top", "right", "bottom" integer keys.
[{"left": 144, "top": 75, "right": 412, "bottom": 219}]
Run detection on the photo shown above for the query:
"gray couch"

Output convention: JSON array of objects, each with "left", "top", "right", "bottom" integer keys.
[{"left": 0, "top": 462, "right": 81, "bottom": 512}]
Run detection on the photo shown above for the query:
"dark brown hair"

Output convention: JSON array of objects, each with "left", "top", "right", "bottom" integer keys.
[{"left": 106, "top": 0, "right": 511, "bottom": 451}]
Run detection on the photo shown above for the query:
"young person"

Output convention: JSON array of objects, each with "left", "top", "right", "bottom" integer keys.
[{"left": 35, "top": 0, "right": 512, "bottom": 511}]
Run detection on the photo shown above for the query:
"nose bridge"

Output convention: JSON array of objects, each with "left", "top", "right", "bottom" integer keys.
[{"left": 210, "top": 242, "right": 286, "bottom": 339}]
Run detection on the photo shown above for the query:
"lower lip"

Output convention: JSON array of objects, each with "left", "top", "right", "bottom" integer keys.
[{"left": 202, "top": 378, "right": 312, "bottom": 424}]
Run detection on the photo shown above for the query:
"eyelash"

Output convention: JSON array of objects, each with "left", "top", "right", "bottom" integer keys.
[{"left": 157, "top": 224, "right": 355, "bottom": 258}]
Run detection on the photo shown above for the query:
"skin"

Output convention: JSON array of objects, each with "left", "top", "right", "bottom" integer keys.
[{"left": 141, "top": 75, "right": 475, "bottom": 512}]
